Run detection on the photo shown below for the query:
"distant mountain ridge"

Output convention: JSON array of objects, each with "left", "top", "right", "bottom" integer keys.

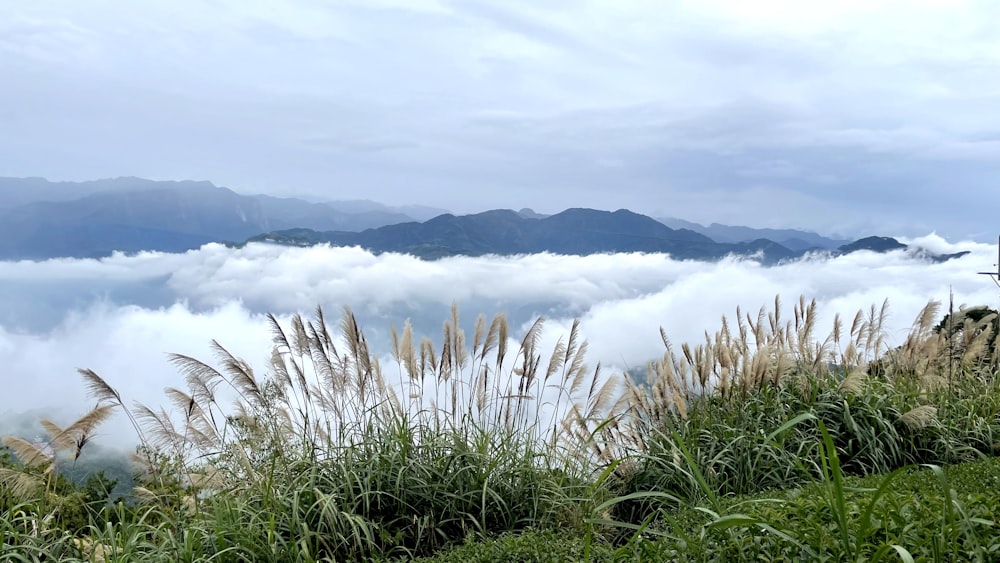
[
  {"left": 249, "top": 211, "right": 967, "bottom": 264},
  {"left": 0, "top": 177, "right": 420, "bottom": 259},
  {"left": 247, "top": 208, "right": 960, "bottom": 264},
  {"left": 0, "top": 177, "right": 967, "bottom": 263},
  {"left": 657, "top": 216, "right": 849, "bottom": 251},
  {"left": 249, "top": 208, "right": 802, "bottom": 262}
]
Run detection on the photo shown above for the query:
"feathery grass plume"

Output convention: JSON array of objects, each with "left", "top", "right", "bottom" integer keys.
[
  {"left": 849, "top": 308, "right": 865, "bottom": 343},
  {"left": 671, "top": 386, "right": 688, "bottom": 420},
  {"left": 831, "top": 311, "right": 843, "bottom": 354},
  {"left": 2, "top": 436, "right": 51, "bottom": 469},
  {"left": 919, "top": 370, "right": 948, "bottom": 392},
  {"left": 769, "top": 294, "right": 782, "bottom": 336},
  {"left": 481, "top": 313, "right": 503, "bottom": 364},
  {"left": 313, "top": 305, "right": 337, "bottom": 355},
  {"left": 562, "top": 319, "right": 582, "bottom": 378},
  {"left": 718, "top": 366, "right": 731, "bottom": 399},
  {"left": 39, "top": 420, "right": 72, "bottom": 452},
  {"left": 681, "top": 342, "right": 694, "bottom": 368},
  {"left": 278, "top": 314, "right": 315, "bottom": 396},
  {"left": 545, "top": 334, "right": 568, "bottom": 385},
  {"left": 339, "top": 307, "right": 369, "bottom": 386},
  {"left": 838, "top": 369, "right": 867, "bottom": 395},
  {"left": 169, "top": 353, "right": 231, "bottom": 403},
  {"left": 133, "top": 403, "right": 186, "bottom": 453},
  {"left": 581, "top": 359, "right": 601, "bottom": 410},
  {"left": 720, "top": 314, "right": 732, "bottom": 345},
  {"left": 77, "top": 368, "right": 122, "bottom": 405},
  {"left": 471, "top": 313, "right": 486, "bottom": 360},
  {"left": 751, "top": 304, "right": 767, "bottom": 348},
  {"left": 440, "top": 322, "right": 454, "bottom": 382},
  {"left": 212, "top": 339, "right": 262, "bottom": 403},
  {"left": 306, "top": 319, "right": 338, "bottom": 395},
  {"left": 291, "top": 312, "right": 311, "bottom": 359},
  {"left": 450, "top": 303, "right": 468, "bottom": 374},
  {"left": 913, "top": 301, "right": 942, "bottom": 338},
  {"left": 399, "top": 320, "right": 418, "bottom": 383},
  {"left": 420, "top": 336, "right": 437, "bottom": 381},
  {"left": 164, "top": 387, "right": 197, "bottom": 422},
  {"left": 132, "top": 485, "right": 159, "bottom": 504},
  {"left": 899, "top": 405, "right": 938, "bottom": 431},
  {"left": 795, "top": 297, "right": 819, "bottom": 364},
  {"left": 735, "top": 305, "right": 749, "bottom": 347},
  {"left": 0, "top": 467, "right": 45, "bottom": 502},
  {"left": 873, "top": 298, "right": 890, "bottom": 356},
  {"left": 267, "top": 311, "right": 293, "bottom": 353},
  {"left": 71, "top": 537, "right": 110, "bottom": 563},
  {"left": 771, "top": 345, "right": 793, "bottom": 387},
  {"left": 841, "top": 341, "right": 859, "bottom": 368},
  {"left": 62, "top": 403, "right": 117, "bottom": 461},
  {"left": 474, "top": 364, "right": 489, "bottom": 412},
  {"left": 962, "top": 320, "right": 994, "bottom": 372},
  {"left": 184, "top": 356, "right": 222, "bottom": 411},
  {"left": 268, "top": 346, "right": 295, "bottom": 401},
  {"left": 567, "top": 343, "right": 590, "bottom": 398},
  {"left": 696, "top": 339, "right": 713, "bottom": 390},
  {"left": 513, "top": 317, "right": 545, "bottom": 417}
]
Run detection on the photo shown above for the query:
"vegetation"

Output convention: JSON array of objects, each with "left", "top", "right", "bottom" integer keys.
[{"left": 3, "top": 296, "right": 1000, "bottom": 561}]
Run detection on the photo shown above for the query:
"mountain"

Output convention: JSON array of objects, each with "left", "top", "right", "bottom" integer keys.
[
  {"left": 657, "top": 217, "right": 848, "bottom": 251},
  {"left": 0, "top": 177, "right": 969, "bottom": 263},
  {"left": 252, "top": 195, "right": 411, "bottom": 231},
  {"left": 248, "top": 208, "right": 803, "bottom": 263},
  {"left": 838, "top": 236, "right": 907, "bottom": 254},
  {"left": 0, "top": 177, "right": 417, "bottom": 260},
  {"left": 250, "top": 209, "right": 971, "bottom": 264},
  {"left": 837, "top": 236, "right": 970, "bottom": 262},
  {"left": 323, "top": 199, "right": 449, "bottom": 222},
  {"left": 517, "top": 208, "right": 549, "bottom": 220},
  {"left": 0, "top": 176, "right": 210, "bottom": 208}
]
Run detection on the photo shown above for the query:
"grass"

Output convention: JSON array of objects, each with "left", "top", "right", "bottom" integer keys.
[
  {"left": 2, "top": 296, "right": 1000, "bottom": 561},
  {"left": 408, "top": 456, "right": 1000, "bottom": 562}
]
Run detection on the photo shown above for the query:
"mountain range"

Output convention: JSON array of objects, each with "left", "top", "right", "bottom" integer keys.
[
  {"left": 656, "top": 217, "right": 850, "bottom": 251},
  {"left": 250, "top": 211, "right": 968, "bottom": 264},
  {"left": 0, "top": 177, "right": 966, "bottom": 263},
  {"left": 249, "top": 209, "right": 805, "bottom": 263},
  {"left": 0, "top": 177, "right": 438, "bottom": 259}
]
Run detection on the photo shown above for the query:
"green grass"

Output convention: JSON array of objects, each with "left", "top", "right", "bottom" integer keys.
[
  {"left": 2, "top": 297, "right": 1000, "bottom": 561},
  {"left": 409, "top": 457, "right": 1000, "bottom": 562}
]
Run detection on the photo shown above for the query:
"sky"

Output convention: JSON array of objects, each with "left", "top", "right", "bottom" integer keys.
[
  {"left": 2, "top": 0, "right": 999, "bottom": 239},
  {"left": 1, "top": 237, "right": 998, "bottom": 445}
]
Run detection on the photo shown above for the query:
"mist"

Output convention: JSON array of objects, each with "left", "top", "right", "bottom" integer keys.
[{"left": 1, "top": 235, "right": 996, "bottom": 446}]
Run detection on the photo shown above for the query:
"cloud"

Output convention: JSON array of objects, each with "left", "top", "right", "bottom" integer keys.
[
  {"left": 1, "top": 240, "right": 997, "bottom": 445},
  {"left": 0, "top": 301, "right": 274, "bottom": 444}
]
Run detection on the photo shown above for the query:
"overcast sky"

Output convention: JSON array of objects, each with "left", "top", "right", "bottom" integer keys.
[{"left": 2, "top": 0, "right": 999, "bottom": 238}]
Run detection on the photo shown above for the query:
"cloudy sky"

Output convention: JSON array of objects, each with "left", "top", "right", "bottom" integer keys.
[{"left": 2, "top": 1, "right": 1000, "bottom": 238}]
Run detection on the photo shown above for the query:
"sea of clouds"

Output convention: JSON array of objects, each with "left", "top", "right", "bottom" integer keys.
[{"left": 1, "top": 235, "right": 997, "bottom": 444}]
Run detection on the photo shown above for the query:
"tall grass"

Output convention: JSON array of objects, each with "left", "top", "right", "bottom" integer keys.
[{"left": 2, "top": 296, "right": 1000, "bottom": 561}]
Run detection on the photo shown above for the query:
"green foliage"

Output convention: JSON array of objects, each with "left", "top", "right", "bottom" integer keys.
[
  {"left": 3, "top": 296, "right": 1000, "bottom": 561},
  {"left": 404, "top": 529, "right": 617, "bottom": 563}
]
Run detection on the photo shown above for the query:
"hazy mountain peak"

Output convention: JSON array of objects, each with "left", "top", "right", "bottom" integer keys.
[{"left": 657, "top": 216, "right": 848, "bottom": 251}]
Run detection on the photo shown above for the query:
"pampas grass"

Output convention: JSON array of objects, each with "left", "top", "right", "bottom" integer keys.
[{"left": 4, "top": 294, "right": 1000, "bottom": 561}]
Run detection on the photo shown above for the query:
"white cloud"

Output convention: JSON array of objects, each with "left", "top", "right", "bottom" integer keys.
[{"left": 1, "top": 240, "right": 997, "bottom": 445}]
